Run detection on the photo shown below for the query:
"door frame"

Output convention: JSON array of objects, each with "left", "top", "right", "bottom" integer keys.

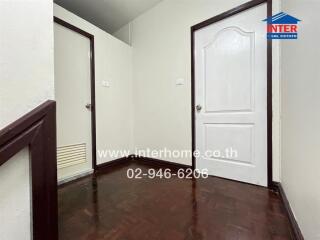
[
  {"left": 54, "top": 17, "right": 97, "bottom": 170},
  {"left": 190, "top": 0, "right": 273, "bottom": 187}
]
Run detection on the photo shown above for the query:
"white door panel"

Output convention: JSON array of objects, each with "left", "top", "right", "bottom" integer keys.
[
  {"left": 203, "top": 27, "right": 254, "bottom": 113},
  {"left": 195, "top": 4, "right": 267, "bottom": 186},
  {"left": 54, "top": 23, "right": 93, "bottom": 180}
]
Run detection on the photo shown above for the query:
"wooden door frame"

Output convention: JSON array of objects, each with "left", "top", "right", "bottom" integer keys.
[
  {"left": 54, "top": 17, "right": 97, "bottom": 170},
  {"left": 190, "top": 0, "right": 273, "bottom": 187}
]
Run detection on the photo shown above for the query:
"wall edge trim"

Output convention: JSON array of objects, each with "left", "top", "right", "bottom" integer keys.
[{"left": 272, "top": 181, "right": 304, "bottom": 240}]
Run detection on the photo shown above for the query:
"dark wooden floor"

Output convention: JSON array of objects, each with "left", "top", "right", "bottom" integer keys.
[{"left": 58, "top": 162, "right": 293, "bottom": 240}]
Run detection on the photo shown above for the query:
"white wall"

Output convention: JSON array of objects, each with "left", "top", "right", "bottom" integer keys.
[
  {"left": 0, "top": 0, "right": 54, "bottom": 239},
  {"left": 0, "top": 1, "right": 54, "bottom": 127},
  {"left": 116, "top": 0, "right": 281, "bottom": 181},
  {"left": 281, "top": 1, "right": 320, "bottom": 239},
  {"left": 0, "top": 149, "right": 31, "bottom": 240},
  {"left": 54, "top": 4, "right": 134, "bottom": 168}
]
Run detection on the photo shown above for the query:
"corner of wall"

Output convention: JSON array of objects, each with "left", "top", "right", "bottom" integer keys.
[{"left": 113, "top": 23, "right": 132, "bottom": 46}]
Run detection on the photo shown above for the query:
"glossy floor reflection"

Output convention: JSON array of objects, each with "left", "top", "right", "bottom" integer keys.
[{"left": 58, "top": 162, "right": 293, "bottom": 240}]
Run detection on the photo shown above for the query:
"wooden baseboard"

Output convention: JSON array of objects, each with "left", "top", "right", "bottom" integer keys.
[
  {"left": 272, "top": 182, "right": 304, "bottom": 240},
  {"left": 132, "top": 155, "right": 191, "bottom": 170},
  {"left": 95, "top": 156, "right": 133, "bottom": 172},
  {"left": 95, "top": 155, "right": 190, "bottom": 172}
]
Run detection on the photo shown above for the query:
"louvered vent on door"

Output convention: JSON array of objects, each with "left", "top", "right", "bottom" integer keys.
[{"left": 57, "top": 143, "right": 86, "bottom": 169}]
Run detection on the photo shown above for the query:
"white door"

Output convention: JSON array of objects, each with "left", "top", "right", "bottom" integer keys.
[
  {"left": 195, "top": 4, "right": 267, "bottom": 186},
  {"left": 54, "top": 22, "right": 93, "bottom": 180}
]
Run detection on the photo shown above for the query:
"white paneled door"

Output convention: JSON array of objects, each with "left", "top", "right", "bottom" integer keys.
[
  {"left": 54, "top": 22, "right": 93, "bottom": 180},
  {"left": 194, "top": 4, "right": 267, "bottom": 186}
]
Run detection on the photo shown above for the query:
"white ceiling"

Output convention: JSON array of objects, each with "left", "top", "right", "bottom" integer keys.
[{"left": 54, "top": 0, "right": 162, "bottom": 33}]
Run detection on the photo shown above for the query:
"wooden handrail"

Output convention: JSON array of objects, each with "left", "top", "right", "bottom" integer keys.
[{"left": 0, "top": 100, "right": 58, "bottom": 240}]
